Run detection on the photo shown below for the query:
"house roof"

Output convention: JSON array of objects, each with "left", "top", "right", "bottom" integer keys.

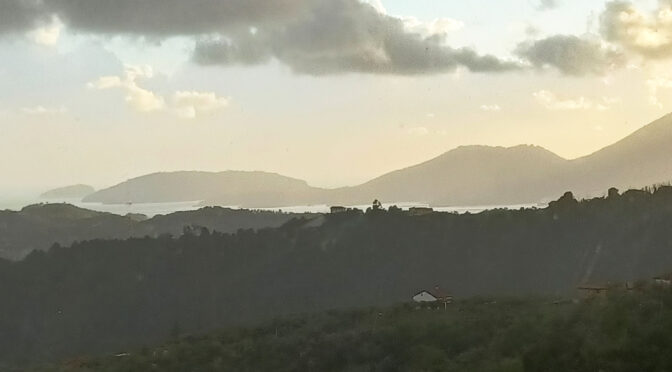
[{"left": 415, "top": 286, "right": 451, "bottom": 299}]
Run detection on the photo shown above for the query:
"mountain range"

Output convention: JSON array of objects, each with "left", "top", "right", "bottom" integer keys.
[{"left": 82, "top": 114, "right": 672, "bottom": 207}]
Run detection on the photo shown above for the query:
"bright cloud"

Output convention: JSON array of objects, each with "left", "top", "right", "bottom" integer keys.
[
  {"left": 534, "top": 90, "right": 593, "bottom": 110},
  {"left": 27, "top": 17, "right": 63, "bottom": 46},
  {"left": 601, "top": 1, "right": 672, "bottom": 59},
  {"left": 402, "top": 17, "right": 464, "bottom": 38},
  {"left": 533, "top": 90, "right": 620, "bottom": 111},
  {"left": 173, "top": 91, "right": 230, "bottom": 119},
  {"left": 480, "top": 104, "right": 502, "bottom": 112},
  {"left": 89, "top": 65, "right": 165, "bottom": 112},
  {"left": 89, "top": 65, "right": 229, "bottom": 119},
  {"left": 20, "top": 105, "right": 68, "bottom": 115}
]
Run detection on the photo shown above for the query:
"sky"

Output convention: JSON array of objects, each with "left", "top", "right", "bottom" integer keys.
[{"left": 1, "top": 0, "right": 672, "bottom": 194}]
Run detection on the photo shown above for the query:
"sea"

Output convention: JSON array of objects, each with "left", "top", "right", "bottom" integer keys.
[{"left": 0, "top": 197, "right": 542, "bottom": 218}]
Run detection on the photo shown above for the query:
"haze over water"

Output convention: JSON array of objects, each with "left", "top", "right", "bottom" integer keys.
[{"left": 0, "top": 196, "right": 540, "bottom": 217}]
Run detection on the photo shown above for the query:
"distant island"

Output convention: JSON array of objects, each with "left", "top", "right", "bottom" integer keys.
[
  {"left": 83, "top": 113, "right": 672, "bottom": 208},
  {"left": 40, "top": 184, "right": 95, "bottom": 200},
  {"left": 82, "top": 171, "right": 321, "bottom": 207}
]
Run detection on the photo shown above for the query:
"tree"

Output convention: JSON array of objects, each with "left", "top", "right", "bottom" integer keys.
[{"left": 372, "top": 199, "right": 383, "bottom": 210}]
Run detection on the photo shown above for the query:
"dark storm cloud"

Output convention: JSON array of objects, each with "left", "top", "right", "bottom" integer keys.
[
  {"left": 0, "top": 0, "right": 46, "bottom": 34},
  {"left": 1, "top": 0, "right": 519, "bottom": 75},
  {"left": 43, "top": 0, "right": 313, "bottom": 36},
  {"left": 516, "top": 35, "right": 624, "bottom": 75},
  {"left": 194, "top": 0, "right": 520, "bottom": 75}
]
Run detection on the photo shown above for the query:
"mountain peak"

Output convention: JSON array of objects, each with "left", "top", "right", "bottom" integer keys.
[{"left": 443, "top": 144, "right": 565, "bottom": 161}]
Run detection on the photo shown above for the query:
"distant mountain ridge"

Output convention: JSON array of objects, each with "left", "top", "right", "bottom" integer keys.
[
  {"left": 0, "top": 203, "right": 314, "bottom": 260},
  {"left": 40, "top": 184, "right": 95, "bottom": 200},
  {"left": 84, "top": 114, "right": 672, "bottom": 207}
]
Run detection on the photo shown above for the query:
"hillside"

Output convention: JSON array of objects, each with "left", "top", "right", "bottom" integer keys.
[
  {"left": 0, "top": 204, "right": 316, "bottom": 260},
  {"left": 333, "top": 113, "right": 672, "bottom": 206},
  {"left": 24, "top": 284, "right": 672, "bottom": 372},
  {"left": 0, "top": 204, "right": 137, "bottom": 261},
  {"left": 81, "top": 114, "right": 672, "bottom": 208},
  {"left": 40, "top": 185, "right": 95, "bottom": 200},
  {"left": 3, "top": 187, "right": 672, "bottom": 364},
  {"left": 84, "top": 171, "right": 326, "bottom": 207},
  {"left": 328, "top": 145, "right": 570, "bottom": 206},
  {"left": 568, "top": 113, "right": 672, "bottom": 196}
]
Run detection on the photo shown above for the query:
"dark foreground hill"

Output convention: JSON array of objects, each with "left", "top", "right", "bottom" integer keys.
[
  {"left": 0, "top": 204, "right": 314, "bottom": 260},
  {"left": 2, "top": 187, "right": 672, "bottom": 365},
  {"left": 24, "top": 284, "right": 672, "bottom": 372}
]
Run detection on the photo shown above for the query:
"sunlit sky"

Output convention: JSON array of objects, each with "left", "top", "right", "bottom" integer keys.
[{"left": 1, "top": 0, "right": 671, "bottom": 194}]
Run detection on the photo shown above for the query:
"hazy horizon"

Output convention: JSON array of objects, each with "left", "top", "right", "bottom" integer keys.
[{"left": 2, "top": 114, "right": 670, "bottom": 196}]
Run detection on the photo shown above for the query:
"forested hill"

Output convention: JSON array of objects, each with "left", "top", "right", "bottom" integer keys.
[
  {"left": 26, "top": 284, "right": 672, "bottom": 372},
  {"left": 3, "top": 186, "right": 672, "bottom": 365},
  {"left": 0, "top": 204, "right": 314, "bottom": 260}
]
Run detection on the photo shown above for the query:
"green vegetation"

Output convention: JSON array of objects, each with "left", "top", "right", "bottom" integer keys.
[
  {"left": 3, "top": 186, "right": 672, "bottom": 367},
  {"left": 0, "top": 204, "right": 312, "bottom": 260},
  {"left": 26, "top": 284, "right": 672, "bottom": 372}
]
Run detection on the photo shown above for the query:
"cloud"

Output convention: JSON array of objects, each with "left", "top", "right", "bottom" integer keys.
[
  {"left": 173, "top": 91, "right": 230, "bottom": 119},
  {"left": 20, "top": 105, "right": 68, "bottom": 115},
  {"left": 43, "top": 0, "right": 313, "bottom": 36},
  {"left": 360, "top": 0, "right": 386, "bottom": 14},
  {"left": 533, "top": 90, "right": 619, "bottom": 110},
  {"left": 524, "top": 24, "right": 542, "bottom": 38},
  {"left": 516, "top": 35, "right": 624, "bottom": 75},
  {"left": 0, "top": 0, "right": 46, "bottom": 34},
  {"left": 89, "top": 65, "right": 165, "bottom": 112},
  {"left": 600, "top": 0, "right": 672, "bottom": 59},
  {"left": 89, "top": 65, "right": 229, "bottom": 119},
  {"left": 647, "top": 76, "right": 672, "bottom": 107},
  {"left": 480, "top": 104, "right": 502, "bottom": 111},
  {"left": 0, "top": 0, "right": 518, "bottom": 76},
  {"left": 26, "top": 16, "right": 63, "bottom": 46},
  {"left": 406, "top": 126, "right": 430, "bottom": 136},
  {"left": 401, "top": 17, "right": 464, "bottom": 38},
  {"left": 195, "top": 0, "right": 519, "bottom": 75},
  {"left": 536, "top": 0, "right": 560, "bottom": 11}
]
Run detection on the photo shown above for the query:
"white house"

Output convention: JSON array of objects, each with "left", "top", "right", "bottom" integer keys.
[
  {"left": 413, "top": 286, "right": 453, "bottom": 306},
  {"left": 413, "top": 291, "right": 440, "bottom": 302}
]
